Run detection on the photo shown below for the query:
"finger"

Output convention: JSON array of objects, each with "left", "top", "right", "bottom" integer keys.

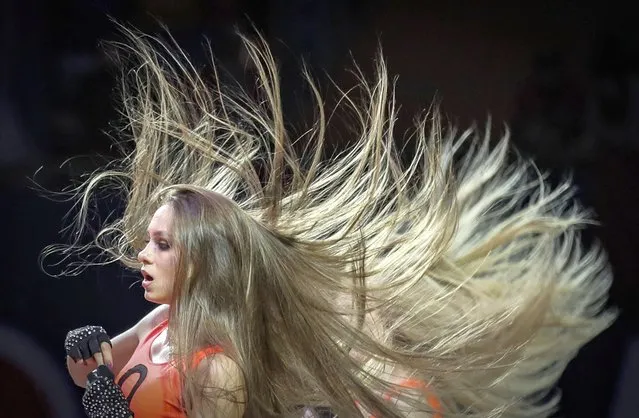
[
  {"left": 83, "top": 357, "right": 97, "bottom": 367},
  {"left": 68, "top": 346, "right": 83, "bottom": 362},
  {"left": 87, "top": 336, "right": 102, "bottom": 356},
  {"left": 78, "top": 344, "right": 92, "bottom": 361},
  {"left": 100, "top": 342, "right": 113, "bottom": 369},
  {"left": 93, "top": 350, "right": 104, "bottom": 366}
]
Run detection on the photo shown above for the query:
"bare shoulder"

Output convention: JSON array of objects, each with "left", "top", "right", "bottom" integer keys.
[
  {"left": 134, "top": 304, "right": 170, "bottom": 339},
  {"left": 197, "top": 354, "right": 245, "bottom": 392},
  {"left": 196, "top": 354, "right": 246, "bottom": 418}
]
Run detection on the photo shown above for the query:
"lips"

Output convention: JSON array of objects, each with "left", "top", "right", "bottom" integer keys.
[{"left": 141, "top": 270, "right": 154, "bottom": 290}]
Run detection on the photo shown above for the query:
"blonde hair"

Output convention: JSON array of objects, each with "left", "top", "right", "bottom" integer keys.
[{"left": 44, "top": 27, "right": 616, "bottom": 417}]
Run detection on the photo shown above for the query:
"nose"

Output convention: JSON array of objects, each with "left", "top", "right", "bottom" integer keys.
[{"left": 138, "top": 244, "right": 151, "bottom": 265}]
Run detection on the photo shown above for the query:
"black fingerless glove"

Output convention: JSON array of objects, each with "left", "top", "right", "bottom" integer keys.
[
  {"left": 65, "top": 325, "right": 112, "bottom": 361},
  {"left": 82, "top": 365, "right": 134, "bottom": 418}
]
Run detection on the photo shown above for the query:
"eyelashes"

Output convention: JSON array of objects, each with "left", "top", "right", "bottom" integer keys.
[{"left": 142, "top": 239, "right": 171, "bottom": 251}]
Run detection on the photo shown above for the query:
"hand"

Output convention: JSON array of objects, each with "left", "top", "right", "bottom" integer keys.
[
  {"left": 82, "top": 365, "right": 133, "bottom": 418},
  {"left": 65, "top": 325, "right": 113, "bottom": 369}
]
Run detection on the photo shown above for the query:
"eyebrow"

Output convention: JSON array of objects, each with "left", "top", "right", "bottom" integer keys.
[{"left": 148, "top": 230, "right": 171, "bottom": 239}]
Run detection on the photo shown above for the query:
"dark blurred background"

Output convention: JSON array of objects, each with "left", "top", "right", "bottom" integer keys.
[{"left": 2, "top": 1, "right": 639, "bottom": 417}]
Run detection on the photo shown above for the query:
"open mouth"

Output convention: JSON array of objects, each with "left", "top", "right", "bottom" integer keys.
[{"left": 141, "top": 270, "right": 154, "bottom": 281}]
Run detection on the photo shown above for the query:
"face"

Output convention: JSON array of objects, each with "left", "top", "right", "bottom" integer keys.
[{"left": 138, "top": 204, "right": 177, "bottom": 304}]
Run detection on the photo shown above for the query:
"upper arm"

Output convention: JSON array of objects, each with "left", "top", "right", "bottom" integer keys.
[{"left": 193, "top": 354, "right": 246, "bottom": 418}]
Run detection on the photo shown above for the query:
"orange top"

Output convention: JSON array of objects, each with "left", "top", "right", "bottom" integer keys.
[
  {"left": 116, "top": 321, "right": 440, "bottom": 418},
  {"left": 115, "top": 320, "right": 222, "bottom": 418},
  {"left": 385, "top": 378, "right": 442, "bottom": 418},
  {"left": 355, "top": 378, "right": 442, "bottom": 418}
]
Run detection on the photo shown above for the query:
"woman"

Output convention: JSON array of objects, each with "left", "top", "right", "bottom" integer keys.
[{"left": 51, "top": 28, "right": 615, "bottom": 417}]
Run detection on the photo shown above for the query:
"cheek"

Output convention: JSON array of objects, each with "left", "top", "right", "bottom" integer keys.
[
  {"left": 157, "top": 260, "right": 177, "bottom": 298},
  {"left": 163, "top": 260, "right": 177, "bottom": 280},
  {"left": 163, "top": 256, "right": 178, "bottom": 284}
]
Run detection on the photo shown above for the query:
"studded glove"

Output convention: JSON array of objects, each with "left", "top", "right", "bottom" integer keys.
[
  {"left": 82, "top": 365, "right": 133, "bottom": 418},
  {"left": 65, "top": 325, "right": 112, "bottom": 361}
]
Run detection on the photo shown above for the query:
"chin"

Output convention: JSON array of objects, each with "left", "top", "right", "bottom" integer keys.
[{"left": 144, "top": 290, "right": 170, "bottom": 305}]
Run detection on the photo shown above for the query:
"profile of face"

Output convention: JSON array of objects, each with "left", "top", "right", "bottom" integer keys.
[{"left": 138, "top": 204, "right": 177, "bottom": 304}]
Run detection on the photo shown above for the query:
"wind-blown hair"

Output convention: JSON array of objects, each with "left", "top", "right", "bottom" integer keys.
[{"left": 44, "top": 27, "right": 615, "bottom": 417}]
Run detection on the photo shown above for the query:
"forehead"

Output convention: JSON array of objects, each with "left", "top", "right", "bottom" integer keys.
[{"left": 148, "top": 204, "right": 174, "bottom": 232}]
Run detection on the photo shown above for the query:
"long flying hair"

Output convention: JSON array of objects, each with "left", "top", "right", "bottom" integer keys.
[{"left": 43, "top": 27, "right": 615, "bottom": 417}]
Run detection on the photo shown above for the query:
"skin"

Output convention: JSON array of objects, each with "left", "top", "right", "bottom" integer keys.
[
  {"left": 138, "top": 204, "right": 178, "bottom": 305},
  {"left": 66, "top": 204, "right": 245, "bottom": 417},
  {"left": 66, "top": 204, "right": 433, "bottom": 416}
]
